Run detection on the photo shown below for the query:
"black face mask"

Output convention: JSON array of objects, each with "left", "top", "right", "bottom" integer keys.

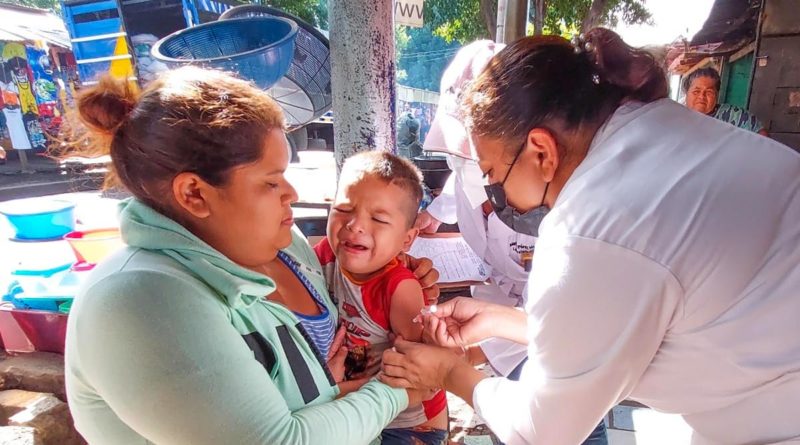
[{"left": 484, "top": 145, "right": 550, "bottom": 237}]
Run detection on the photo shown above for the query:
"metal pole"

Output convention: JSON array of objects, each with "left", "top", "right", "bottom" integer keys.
[{"left": 329, "top": 0, "right": 396, "bottom": 173}]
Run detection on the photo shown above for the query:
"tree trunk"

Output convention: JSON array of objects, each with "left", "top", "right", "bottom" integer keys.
[
  {"left": 329, "top": 0, "right": 396, "bottom": 172},
  {"left": 480, "top": 0, "right": 498, "bottom": 41},
  {"left": 532, "top": 0, "right": 546, "bottom": 35},
  {"left": 581, "top": 0, "right": 607, "bottom": 32}
]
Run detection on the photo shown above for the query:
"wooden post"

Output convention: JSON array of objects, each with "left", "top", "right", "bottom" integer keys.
[
  {"left": 496, "top": 0, "right": 508, "bottom": 42},
  {"left": 497, "top": 0, "right": 529, "bottom": 43},
  {"left": 329, "top": 0, "right": 396, "bottom": 172},
  {"left": 18, "top": 150, "right": 33, "bottom": 173}
]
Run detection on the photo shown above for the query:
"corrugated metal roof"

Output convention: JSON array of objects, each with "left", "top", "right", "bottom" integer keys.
[
  {"left": 0, "top": 2, "right": 71, "bottom": 49},
  {"left": 690, "top": 0, "right": 761, "bottom": 46},
  {"left": 665, "top": 0, "right": 762, "bottom": 74},
  {"left": 667, "top": 37, "right": 753, "bottom": 74}
]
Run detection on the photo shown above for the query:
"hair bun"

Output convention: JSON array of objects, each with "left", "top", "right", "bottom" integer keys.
[
  {"left": 76, "top": 75, "right": 140, "bottom": 136},
  {"left": 584, "top": 27, "right": 668, "bottom": 103}
]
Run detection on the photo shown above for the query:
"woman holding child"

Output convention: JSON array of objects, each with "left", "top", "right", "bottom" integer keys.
[
  {"left": 380, "top": 28, "right": 800, "bottom": 445},
  {"left": 64, "top": 67, "right": 441, "bottom": 444}
]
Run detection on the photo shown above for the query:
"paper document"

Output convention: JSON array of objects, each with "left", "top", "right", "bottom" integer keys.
[{"left": 408, "top": 236, "right": 490, "bottom": 283}]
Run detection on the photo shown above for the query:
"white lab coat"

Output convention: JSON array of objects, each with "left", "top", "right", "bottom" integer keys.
[
  {"left": 426, "top": 157, "right": 537, "bottom": 376},
  {"left": 472, "top": 99, "right": 800, "bottom": 445}
]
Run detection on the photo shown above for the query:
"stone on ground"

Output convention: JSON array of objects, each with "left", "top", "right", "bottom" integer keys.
[
  {"left": 0, "top": 390, "right": 84, "bottom": 445},
  {"left": 0, "top": 353, "right": 65, "bottom": 401},
  {"left": 0, "top": 426, "right": 37, "bottom": 445}
]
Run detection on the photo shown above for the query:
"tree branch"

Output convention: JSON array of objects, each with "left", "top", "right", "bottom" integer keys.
[
  {"left": 581, "top": 0, "right": 607, "bottom": 32},
  {"left": 533, "top": 0, "right": 547, "bottom": 35},
  {"left": 480, "top": 0, "right": 498, "bottom": 41}
]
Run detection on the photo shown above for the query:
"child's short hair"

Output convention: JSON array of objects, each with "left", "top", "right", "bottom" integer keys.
[{"left": 339, "top": 151, "right": 424, "bottom": 226}]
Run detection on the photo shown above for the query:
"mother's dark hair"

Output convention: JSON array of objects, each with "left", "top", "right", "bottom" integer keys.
[
  {"left": 63, "top": 67, "right": 285, "bottom": 216},
  {"left": 462, "top": 28, "right": 668, "bottom": 154}
]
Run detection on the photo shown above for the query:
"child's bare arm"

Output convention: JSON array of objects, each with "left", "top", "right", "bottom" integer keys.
[{"left": 389, "top": 279, "right": 426, "bottom": 342}]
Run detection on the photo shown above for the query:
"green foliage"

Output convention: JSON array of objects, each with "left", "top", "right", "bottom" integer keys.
[
  {"left": 533, "top": 0, "right": 652, "bottom": 35},
  {"left": 396, "top": 23, "right": 460, "bottom": 91},
  {"left": 425, "top": 0, "right": 490, "bottom": 44},
  {"left": 421, "top": 0, "right": 652, "bottom": 42},
  {"left": 262, "top": 0, "right": 328, "bottom": 29},
  {"left": 395, "top": 25, "right": 411, "bottom": 83},
  {"left": 395, "top": 0, "right": 652, "bottom": 92},
  {"left": 3, "top": 0, "right": 61, "bottom": 13},
  {"left": 608, "top": 0, "right": 652, "bottom": 28}
]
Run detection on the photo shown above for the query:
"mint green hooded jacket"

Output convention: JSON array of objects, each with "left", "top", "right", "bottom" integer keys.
[{"left": 65, "top": 199, "right": 408, "bottom": 444}]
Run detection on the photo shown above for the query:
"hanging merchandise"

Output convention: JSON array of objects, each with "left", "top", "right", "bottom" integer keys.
[
  {"left": 2, "top": 107, "right": 31, "bottom": 150},
  {"left": 26, "top": 45, "right": 61, "bottom": 134},
  {"left": 2, "top": 42, "right": 46, "bottom": 149},
  {"left": 2, "top": 43, "right": 37, "bottom": 114},
  {"left": 0, "top": 93, "right": 6, "bottom": 141},
  {"left": 0, "top": 94, "right": 31, "bottom": 150},
  {"left": 0, "top": 43, "right": 32, "bottom": 150}
]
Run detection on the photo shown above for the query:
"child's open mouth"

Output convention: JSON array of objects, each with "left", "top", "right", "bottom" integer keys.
[{"left": 342, "top": 240, "right": 369, "bottom": 253}]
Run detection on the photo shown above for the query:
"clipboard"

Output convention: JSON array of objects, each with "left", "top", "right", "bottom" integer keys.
[{"left": 409, "top": 233, "right": 490, "bottom": 285}]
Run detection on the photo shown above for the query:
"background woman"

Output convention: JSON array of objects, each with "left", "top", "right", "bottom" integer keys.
[{"left": 683, "top": 66, "right": 767, "bottom": 136}]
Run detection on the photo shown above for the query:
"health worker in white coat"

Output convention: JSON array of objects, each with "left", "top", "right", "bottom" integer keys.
[
  {"left": 416, "top": 40, "right": 608, "bottom": 445},
  {"left": 381, "top": 29, "right": 800, "bottom": 445}
]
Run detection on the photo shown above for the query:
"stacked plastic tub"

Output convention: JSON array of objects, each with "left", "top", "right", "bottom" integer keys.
[
  {"left": 0, "top": 199, "right": 124, "bottom": 353},
  {"left": 0, "top": 199, "right": 76, "bottom": 353}
]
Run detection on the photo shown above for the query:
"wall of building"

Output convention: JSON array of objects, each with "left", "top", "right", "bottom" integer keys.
[{"left": 748, "top": 0, "right": 800, "bottom": 150}]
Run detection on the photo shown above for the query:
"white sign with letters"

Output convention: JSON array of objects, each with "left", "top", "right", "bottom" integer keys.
[{"left": 395, "top": 0, "right": 424, "bottom": 28}]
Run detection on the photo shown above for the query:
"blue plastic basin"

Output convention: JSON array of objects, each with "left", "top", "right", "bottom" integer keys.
[
  {"left": 0, "top": 200, "right": 76, "bottom": 240},
  {"left": 7, "top": 290, "right": 73, "bottom": 312},
  {"left": 152, "top": 17, "right": 298, "bottom": 90}
]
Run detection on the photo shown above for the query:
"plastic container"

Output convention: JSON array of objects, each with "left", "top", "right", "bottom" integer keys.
[
  {"left": 6, "top": 237, "right": 76, "bottom": 270},
  {"left": 152, "top": 17, "right": 298, "bottom": 90},
  {"left": 64, "top": 228, "right": 124, "bottom": 264},
  {"left": 58, "top": 300, "right": 72, "bottom": 314},
  {"left": 0, "top": 200, "right": 76, "bottom": 240},
  {"left": 4, "top": 266, "right": 88, "bottom": 312},
  {"left": 0, "top": 305, "right": 68, "bottom": 354},
  {"left": 219, "top": 5, "right": 333, "bottom": 127},
  {"left": 10, "top": 292, "right": 73, "bottom": 312},
  {"left": 10, "top": 262, "right": 73, "bottom": 295},
  {"left": 413, "top": 155, "right": 452, "bottom": 190}
]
